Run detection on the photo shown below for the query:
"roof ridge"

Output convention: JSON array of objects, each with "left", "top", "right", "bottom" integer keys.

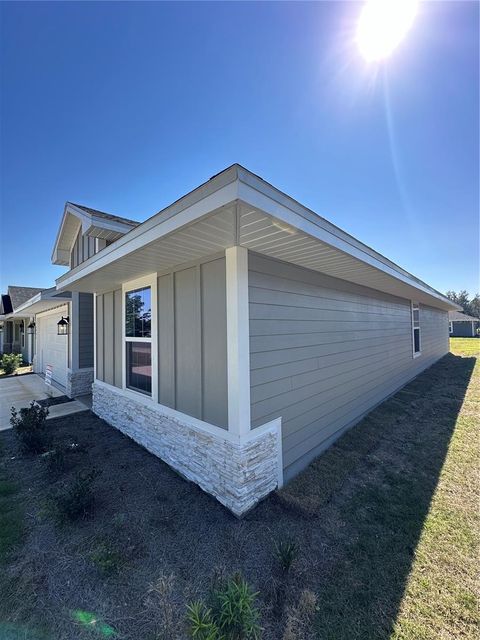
[{"left": 68, "top": 202, "right": 140, "bottom": 226}]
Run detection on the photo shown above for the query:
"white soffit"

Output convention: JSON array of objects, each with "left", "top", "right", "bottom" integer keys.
[
  {"left": 55, "top": 165, "right": 458, "bottom": 311},
  {"left": 60, "top": 205, "right": 237, "bottom": 293}
]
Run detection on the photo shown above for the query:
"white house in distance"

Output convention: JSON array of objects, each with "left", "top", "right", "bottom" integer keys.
[
  {"left": 7, "top": 202, "right": 138, "bottom": 397},
  {"left": 53, "top": 164, "right": 460, "bottom": 516}
]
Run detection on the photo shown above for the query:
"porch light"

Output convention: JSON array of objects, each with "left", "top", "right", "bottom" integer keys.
[
  {"left": 57, "top": 316, "right": 69, "bottom": 335},
  {"left": 27, "top": 321, "right": 36, "bottom": 335}
]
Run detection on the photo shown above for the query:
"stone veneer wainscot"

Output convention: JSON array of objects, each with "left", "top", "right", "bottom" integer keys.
[
  {"left": 67, "top": 368, "right": 94, "bottom": 398},
  {"left": 92, "top": 380, "right": 282, "bottom": 516}
]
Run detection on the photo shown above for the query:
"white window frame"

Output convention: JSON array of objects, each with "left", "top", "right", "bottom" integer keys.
[
  {"left": 449, "top": 321, "right": 453, "bottom": 334},
  {"left": 122, "top": 273, "right": 158, "bottom": 402},
  {"left": 411, "top": 301, "right": 421, "bottom": 358}
]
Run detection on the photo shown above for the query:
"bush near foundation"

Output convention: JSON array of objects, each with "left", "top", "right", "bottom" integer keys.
[
  {"left": 10, "top": 401, "right": 50, "bottom": 454},
  {"left": 1, "top": 353, "right": 23, "bottom": 375}
]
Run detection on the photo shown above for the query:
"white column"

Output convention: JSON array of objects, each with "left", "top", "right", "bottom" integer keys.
[{"left": 225, "top": 246, "right": 251, "bottom": 438}]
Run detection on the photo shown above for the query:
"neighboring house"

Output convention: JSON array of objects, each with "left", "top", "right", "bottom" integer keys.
[
  {"left": 0, "top": 286, "right": 44, "bottom": 362},
  {"left": 7, "top": 202, "right": 139, "bottom": 396},
  {"left": 54, "top": 164, "right": 460, "bottom": 516},
  {"left": 448, "top": 311, "right": 480, "bottom": 337}
]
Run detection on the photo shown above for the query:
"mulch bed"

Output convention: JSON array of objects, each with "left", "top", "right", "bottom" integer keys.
[
  {"left": 36, "top": 395, "right": 73, "bottom": 408},
  {"left": 0, "top": 353, "right": 474, "bottom": 640}
]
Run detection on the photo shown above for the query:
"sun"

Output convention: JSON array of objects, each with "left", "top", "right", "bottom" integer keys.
[{"left": 356, "top": 0, "right": 419, "bottom": 62}]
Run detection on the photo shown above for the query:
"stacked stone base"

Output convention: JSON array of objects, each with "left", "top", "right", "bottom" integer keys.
[
  {"left": 92, "top": 381, "right": 281, "bottom": 516},
  {"left": 67, "top": 368, "right": 94, "bottom": 398}
]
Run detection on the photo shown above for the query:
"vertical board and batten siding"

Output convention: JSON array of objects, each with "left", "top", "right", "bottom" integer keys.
[
  {"left": 78, "top": 292, "right": 94, "bottom": 368},
  {"left": 158, "top": 257, "right": 228, "bottom": 428},
  {"left": 248, "top": 253, "right": 449, "bottom": 482},
  {"left": 95, "top": 290, "right": 122, "bottom": 388},
  {"left": 71, "top": 228, "right": 108, "bottom": 269},
  {"left": 95, "top": 256, "right": 228, "bottom": 429}
]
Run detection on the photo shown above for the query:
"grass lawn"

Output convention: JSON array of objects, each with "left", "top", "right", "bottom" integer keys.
[{"left": 0, "top": 342, "right": 477, "bottom": 639}]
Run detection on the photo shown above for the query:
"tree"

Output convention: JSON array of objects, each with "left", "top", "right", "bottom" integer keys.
[
  {"left": 469, "top": 294, "right": 480, "bottom": 319},
  {"left": 445, "top": 290, "right": 480, "bottom": 318}
]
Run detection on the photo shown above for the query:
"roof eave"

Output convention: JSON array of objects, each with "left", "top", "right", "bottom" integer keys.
[{"left": 54, "top": 164, "right": 457, "bottom": 312}]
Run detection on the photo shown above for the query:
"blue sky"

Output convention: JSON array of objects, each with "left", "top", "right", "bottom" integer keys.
[{"left": 1, "top": 1, "right": 478, "bottom": 295}]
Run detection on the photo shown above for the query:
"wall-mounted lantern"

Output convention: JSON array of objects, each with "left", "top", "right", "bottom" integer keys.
[
  {"left": 57, "top": 316, "right": 70, "bottom": 336},
  {"left": 27, "top": 321, "right": 36, "bottom": 335}
]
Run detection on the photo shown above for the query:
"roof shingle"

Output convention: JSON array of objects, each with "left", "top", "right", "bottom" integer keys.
[{"left": 69, "top": 203, "right": 139, "bottom": 227}]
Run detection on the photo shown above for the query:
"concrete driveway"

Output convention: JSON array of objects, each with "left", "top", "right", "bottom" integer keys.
[{"left": 0, "top": 374, "right": 64, "bottom": 431}]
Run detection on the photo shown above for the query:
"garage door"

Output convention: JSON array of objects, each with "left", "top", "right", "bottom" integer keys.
[{"left": 37, "top": 305, "right": 68, "bottom": 388}]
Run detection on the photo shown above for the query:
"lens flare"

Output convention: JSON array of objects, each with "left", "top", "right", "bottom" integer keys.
[{"left": 356, "top": 0, "right": 419, "bottom": 61}]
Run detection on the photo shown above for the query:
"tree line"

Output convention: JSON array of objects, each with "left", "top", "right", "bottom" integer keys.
[{"left": 445, "top": 290, "right": 480, "bottom": 318}]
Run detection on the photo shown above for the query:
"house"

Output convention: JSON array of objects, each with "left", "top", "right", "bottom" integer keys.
[
  {"left": 5, "top": 202, "right": 139, "bottom": 397},
  {"left": 0, "top": 286, "right": 44, "bottom": 362},
  {"left": 53, "top": 164, "right": 460, "bottom": 516},
  {"left": 448, "top": 310, "right": 480, "bottom": 337}
]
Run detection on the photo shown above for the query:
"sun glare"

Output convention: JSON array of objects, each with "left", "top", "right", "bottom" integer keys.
[{"left": 356, "top": 0, "right": 419, "bottom": 62}]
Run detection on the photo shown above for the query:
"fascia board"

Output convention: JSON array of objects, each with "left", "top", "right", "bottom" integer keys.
[
  {"left": 55, "top": 176, "right": 240, "bottom": 290},
  {"left": 235, "top": 173, "right": 457, "bottom": 310}
]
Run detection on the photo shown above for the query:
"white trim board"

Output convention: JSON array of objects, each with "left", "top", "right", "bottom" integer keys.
[{"left": 55, "top": 165, "right": 459, "bottom": 313}]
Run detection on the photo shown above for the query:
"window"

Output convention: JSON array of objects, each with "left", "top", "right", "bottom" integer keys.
[
  {"left": 124, "top": 286, "right": 152, "bottom": 395},
  {"left": 411, "top": 302, "right": 421, "bottom": 356},
  {"left": 449, "top": 321, "right": 453, "bottom": 334}
]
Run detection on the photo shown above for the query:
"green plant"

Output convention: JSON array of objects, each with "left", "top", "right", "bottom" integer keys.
[
  {"left": 1, "top": 353, "right": 23, "bottom": 375},
  {"left": 47, "top": 469, "right": 98, "bottom": 524},
  {"left": 186, "top": 602, "right": 219, "bottom": 640},
  {"left": 215, "top": 574, "right": 261, "bottom": 640},
  {"left": 90, "top": 540, "right": 123, "bottom": 576},
  {"left": 187, "top": 574, "right": 261, "bottom": 640},
  {"left": 10, "top": 401, "right": 50, "bottom": 453},
  {"left": 274, "top": 540, "right": 299, "bottom": 572}
]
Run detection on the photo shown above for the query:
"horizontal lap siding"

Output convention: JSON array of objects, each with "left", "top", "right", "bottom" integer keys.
[{"left": 248, "top": 253, "right": 449, "bottom": 482}]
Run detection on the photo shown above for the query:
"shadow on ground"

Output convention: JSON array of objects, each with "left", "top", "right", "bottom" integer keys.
[
  {"left": 276, "top": 353, "right": 476, "bottom": 640},
  {"left": 0, "top": 353, "right": 476, "bottom": 640}
]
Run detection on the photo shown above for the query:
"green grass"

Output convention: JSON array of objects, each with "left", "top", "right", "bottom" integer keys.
[
  {"left": 310, "top": 343, "right": 479, "bottom": 639},
  {"left": 450, "top": 337, "right": 480, "bottom": 357}
]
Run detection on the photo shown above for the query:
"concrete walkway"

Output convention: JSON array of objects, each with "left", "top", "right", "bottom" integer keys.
[{"left": 0, "top": 374, "right": 87, "bottom": 431}]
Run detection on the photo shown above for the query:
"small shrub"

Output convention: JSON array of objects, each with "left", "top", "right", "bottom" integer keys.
[
  {"left": 186, "top": 601, "right": 219, "bottom": 640},
  {"left": 90, "top": 539, "right": 123, "bottom": 576},
  {"left": 187, "top": 574, "right": 261, "bottom": 640},
  {"left": 215, "top": 574, "right": 261, "bottom": 639},
  {"left": 274, "top": 540, "right": 299, "bottom": 572},
  {"left": 10, "top": 401, "right": 49, "bottom": 453},
  {"left": 1, "top": 353, "right": 23, "bottom": 375},
  {"left": 47, "top": 469, "right": 98, "bottom": 524}
]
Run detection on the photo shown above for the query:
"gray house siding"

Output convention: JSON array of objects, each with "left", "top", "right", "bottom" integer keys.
[
  {"left": 95, "top": 290, "right": 122, "bottom": 388},
  {"left": 248, "top": 253, "right": 449, "bottom": 482},
  {"left": 71, "top": 228, "right": 107, "bottom": 269},
  {"left": 95, "top": 255, "right": 228, "bottom": 429},
  {"left": 78, "top": 292, "right": 94, "bottom": 368},
  {"left": 450, "top": 321, "right": 478, "bottom": 337},
  {"left": 158, "top": 256, "right": 228, "bottom": 428}
]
